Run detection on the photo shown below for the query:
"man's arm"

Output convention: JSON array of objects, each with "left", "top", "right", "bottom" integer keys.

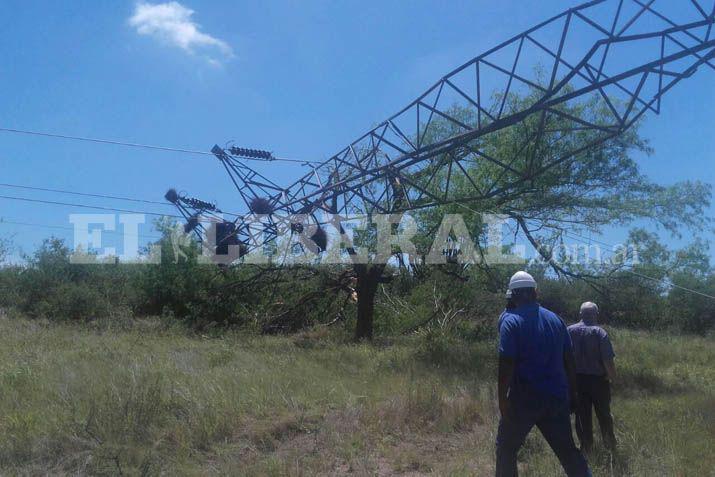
[
  {"left": 600, "top": 330, "right": 616, "bottom": 382},
  {"left": 498, "top": 356, "right": 515, "bottom": 419},
  {"left": 562, "top": 322, "right": 579, "bottom": 410},
  {"left": 497, "top": 316, "right": 518, "bottom": 419},
  {"left": 603, "top": 357, "right": 617, "bottom": 382},
  {"left": 563, "top": 350, "right": 579, "bottom": 411}
]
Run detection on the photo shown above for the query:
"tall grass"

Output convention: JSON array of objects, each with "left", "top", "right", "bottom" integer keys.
[{"left": 0, "top": 316, "right": 713, "bottom": 475}]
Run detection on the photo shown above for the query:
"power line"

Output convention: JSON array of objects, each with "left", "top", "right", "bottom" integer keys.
[
  {"left": 453, "top": 200, "right": 715, "bottom": 301},
  {"left": 0, "top": 182, "right": 242, "bottom": 217},
  {"left": 518, "top": 218, "right": 715, "bottom": 301},
  {"left": 0, "top": 194, "right": 181, "bottom": 218},
  {"left": 562, "top": 229, "right": 715, "bottom": 300},
  {"left": 0, "top": 218, "right": 163, "bottom": 241},
  {"left": 0, "top": 126, "right": 319, "bottom": 164},
  {"left": 0, "top": 182, "right": 169, "bottom": 206},
  {"left": 2, "top": 188, "right": 711, "bottom": 300},
  {"left": 621, "top": 267, "right": 715, "bottom": 300}
]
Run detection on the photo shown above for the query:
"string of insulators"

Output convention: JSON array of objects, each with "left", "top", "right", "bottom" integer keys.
[
  {"left": 228, "top": 146, "right": 273, "bottom": 160},
  {"left": 182, "top": 196, "right": 218, "bottom": 211}
]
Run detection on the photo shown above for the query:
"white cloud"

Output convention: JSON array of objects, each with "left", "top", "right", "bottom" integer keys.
[{"left": 129, "top": 2, "right": 233, "bottom": 64}]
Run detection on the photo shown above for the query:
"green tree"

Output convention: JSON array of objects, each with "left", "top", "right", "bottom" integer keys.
[
  {"left": 14, "top": 238, "right": 137, "bottom": 321},
  {"left": 352, "top": 84, "right": 711, "bottom": 338},
  {"left": 641, "top": 232, "right": 711, "bottom": 332},
  {"left": 408, "top": 87, "right": 710, "bottom": 293},
  {"left": 602, "top": 230, "right": 714, "bottom": 333},
  {"left": 0, "top": 237, "right": 9, "bottom": 264}
]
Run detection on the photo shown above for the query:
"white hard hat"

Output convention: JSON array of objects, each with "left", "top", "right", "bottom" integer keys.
[{"left": 508, "top": 271, "right": 537, "bottom": 290}]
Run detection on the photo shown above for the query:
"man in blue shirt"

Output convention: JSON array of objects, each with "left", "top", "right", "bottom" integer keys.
[
  {"left": 568, "top": 302, "right": 617, "bottom": 453},
  {"left": 496, "top": 272, "right": 590, "bottom": 477}
]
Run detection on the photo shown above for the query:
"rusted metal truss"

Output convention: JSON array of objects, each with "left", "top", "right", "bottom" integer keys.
[{"left": 168, "top": 0, "right": 715, "bottom": 256}]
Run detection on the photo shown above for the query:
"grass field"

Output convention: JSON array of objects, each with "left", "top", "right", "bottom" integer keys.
[{"left": 0, "top": 315, "right": 713, "bottom": 476}]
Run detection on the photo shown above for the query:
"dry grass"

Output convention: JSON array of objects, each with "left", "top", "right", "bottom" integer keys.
[{"left": 0, "top": 316, "right": 713, "bottom": 476}]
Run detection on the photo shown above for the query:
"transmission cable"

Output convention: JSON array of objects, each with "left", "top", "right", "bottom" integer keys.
[
  {"left": 0, "top": 218, "right": 163, "bottom": 241},
  {"left": 0, "top": 194, "right": 182, "bottom": 218},
  {"left": 453, "top": 201, "right": 715, "bottom": 301},
  {"left": 562, "top": 229, "right": 715, "bottom": 300},
  {"left": 1, "top": 190, "right": 712, "bottom": 300},
  {"left": 0, "top": 182, "right": 242, "bottom": 217},
  {"left": 0, "top": 126, "right": 320, "bottom": 164},
  {"left": 0, "top": 182, "right": 168, "bottom": 206}
]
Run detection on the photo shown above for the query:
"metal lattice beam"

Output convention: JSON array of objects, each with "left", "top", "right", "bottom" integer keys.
[{"left": 169, "top": 0, "right": 715, "bottom": 257}]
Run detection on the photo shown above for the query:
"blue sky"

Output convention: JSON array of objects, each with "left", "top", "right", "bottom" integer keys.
[{"left": 1, "top": 0, "right": 713, "bottom": 261}]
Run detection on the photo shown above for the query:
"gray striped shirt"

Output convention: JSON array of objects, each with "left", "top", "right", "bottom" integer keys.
[{"left": 567, "top": 320, "right": 615, "bottom": 376}]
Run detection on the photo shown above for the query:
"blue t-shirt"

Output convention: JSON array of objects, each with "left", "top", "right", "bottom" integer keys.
[{"left": 498, "top": 303, "right": 572, "bottom": 401}]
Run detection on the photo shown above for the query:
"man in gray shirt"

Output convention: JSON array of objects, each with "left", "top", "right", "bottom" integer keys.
[{"left": 568, "top": 302, "right": 617, "bottom": 453}]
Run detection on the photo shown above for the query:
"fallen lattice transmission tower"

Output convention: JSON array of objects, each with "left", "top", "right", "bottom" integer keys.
[{"left": 167, "top": 0, "right": 715, "bottom": 258}]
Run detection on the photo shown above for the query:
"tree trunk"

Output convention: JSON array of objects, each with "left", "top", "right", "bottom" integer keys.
[{"left": 354, "top": 264, "right": 383, "bottom": 340}]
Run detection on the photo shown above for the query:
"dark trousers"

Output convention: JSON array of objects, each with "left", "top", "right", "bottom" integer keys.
[
  {"left": 496, "top": 388, "right": 591, "bottom": 477},
  {"left": 575, "top": 374, "right": 616, "bottom": 452}
]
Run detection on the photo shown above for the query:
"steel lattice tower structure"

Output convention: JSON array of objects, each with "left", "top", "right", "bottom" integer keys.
[{"left": 167, "top": 0, "right": 715, "bottom": 258}]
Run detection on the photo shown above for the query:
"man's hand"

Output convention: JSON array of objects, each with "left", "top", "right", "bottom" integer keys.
[
  {"left": 564, "top": 351, "right": 579, "bottom": 414},
  {"left": 604, "top": 358, "right": 617, "bottom": 383},
  {"left": 498, "top": 356, "right": 516, "bottom": 421},
  {"left": 569, "top": 392, "right": 580, "bottom": 414},
  {"left": 499, "top": 397, "right": 512, "bottom": 420}
]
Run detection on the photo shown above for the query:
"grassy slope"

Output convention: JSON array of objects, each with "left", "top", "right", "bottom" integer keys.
[{"left": 0, "top": 317, "right": 713, "bottom": 476}]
